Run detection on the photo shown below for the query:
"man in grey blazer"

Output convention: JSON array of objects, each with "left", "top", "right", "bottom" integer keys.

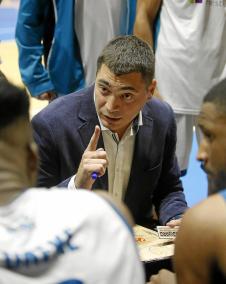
[{"left": 32, "top": 35, "right": 187, "bottom": 226}]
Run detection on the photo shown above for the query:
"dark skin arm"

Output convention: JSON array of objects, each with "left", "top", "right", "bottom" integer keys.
[
  {"left": 174, "top": 194, "right": 226, "bottom": 284},
  {"left": 150, "top": 194, "right": 226, "bottom": 284},
  {"left": 134, "top": 0, "right": 161, "bottom": 48},
  {"left": 134, "top": 0, "right": 162, "bottom": 100}
]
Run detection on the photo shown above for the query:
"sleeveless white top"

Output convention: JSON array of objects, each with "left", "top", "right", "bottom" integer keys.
[{"left": 155, "top": 0, "right": 226, "bottom": 115}]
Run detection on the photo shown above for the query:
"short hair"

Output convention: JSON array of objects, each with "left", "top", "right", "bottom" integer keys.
[
  {"left": 96, "top": 35, "right": 155, "bottom": 86},
  {"left": 0, "top": 78, "right": 29, "bottom": 130},
  {"left": 203, "top": 79, "right": 226, "bottom": 115}
]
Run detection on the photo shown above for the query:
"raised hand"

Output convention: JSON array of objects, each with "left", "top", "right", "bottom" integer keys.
[
  {"left": 166, "top": 218, "right": 182, "bottom": 228},
  {"left": 74, "top": 125, "right": 108, "bottom": 189},
  {"left": 149, "top": 269, "right": 176, "bottom": 284}
]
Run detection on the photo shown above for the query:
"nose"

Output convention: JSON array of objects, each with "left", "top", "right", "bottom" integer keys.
[
  {"left": 106, "top": 95, "right": 120, "bottom": 113},
  {"left": 196, "top": 139, "right": 208, "bottom": 163}
]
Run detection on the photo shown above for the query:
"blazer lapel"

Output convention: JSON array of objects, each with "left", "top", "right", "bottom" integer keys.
[
  {"left": 125, "top": 114, "right": 154, "bottom": 202},
  {"left": 77, "top": 88, "right": 108, "bottom": 190}
]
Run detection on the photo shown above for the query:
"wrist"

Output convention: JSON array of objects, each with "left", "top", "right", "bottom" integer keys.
[{"left": 74, "top": 176, "right": 93, "bottom": 190}]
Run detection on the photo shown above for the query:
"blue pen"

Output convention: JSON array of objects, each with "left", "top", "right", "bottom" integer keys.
[
  {"left": 91, "top": 172, "right": 98, "bottom": 180},
  {"left": 91, "top": 148, "right": 103, "bottom": 180}
]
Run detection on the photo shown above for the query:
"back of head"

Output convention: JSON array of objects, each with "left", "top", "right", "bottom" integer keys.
[
  {"left": 0, "top": 79, "right": 36, "bottom": 195},
  {"left": 97, "top": 35, "right": 155, "bottom": 86},
  {"left": 0, "top": 78, "right": 29, "bottom": 133},
  {"left": 203, "top": 78, "right": 226, "bottom": 116}
]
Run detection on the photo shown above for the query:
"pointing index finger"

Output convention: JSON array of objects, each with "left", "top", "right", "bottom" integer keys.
[{"left": 86, "top": 125, "right": 101, "bottom": 151}]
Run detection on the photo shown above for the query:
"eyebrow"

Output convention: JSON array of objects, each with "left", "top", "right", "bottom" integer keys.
[
  {"left": 120, "top": 86, "right": 138, "bottom": 92},
  {"left": 97, "top": 79, "right": 138, "bottom": 92},
  {"left": 97, "top": 79, "right": 110, "bottom": 87}
]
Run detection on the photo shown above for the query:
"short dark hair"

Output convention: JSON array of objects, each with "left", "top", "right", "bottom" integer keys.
[
  {"left": 0, "top": 78, "right": 29, "bottom": 130},
  {"left": 96, "top": 35, "right": 155, "bottom": 86},
  {"left": 203, "top": 79, "right": 226, "bottom": 115}
]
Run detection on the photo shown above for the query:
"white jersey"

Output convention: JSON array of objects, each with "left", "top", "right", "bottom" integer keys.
[
  {"left": 156, "top": 0, "right": 226, "bottom": 115},
  {"left": 0, "top": 189, "right": 144, "bottom": 284},
  {"left": 74, "top": 0, "right": 130, "bottom": 87}
]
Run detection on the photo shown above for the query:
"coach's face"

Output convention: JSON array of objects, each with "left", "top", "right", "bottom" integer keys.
[
  {"left": 94, "top": 64, "right": 156, "bottom": 139},
  {"left": 197, "top": 102, "right": 226, "bottom": 195}
]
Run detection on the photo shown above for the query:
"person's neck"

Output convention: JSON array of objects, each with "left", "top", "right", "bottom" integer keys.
[
  {"left": 0, "top": 141, "right": 30, "bottom": 205},
  {"left": 0, "top": 171, "right": 27, "bottom": 205},
  {"left": 116, "top": 122, "right": 133, "bottom": 140}
]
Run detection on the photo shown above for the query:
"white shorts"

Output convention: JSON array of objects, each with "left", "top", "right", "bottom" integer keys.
[{"left": 174, "top": 114, "right": 202, "bottom": 173}]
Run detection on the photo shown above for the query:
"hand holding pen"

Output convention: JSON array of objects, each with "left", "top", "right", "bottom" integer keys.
[{"left": 74, "top": 125, "right": 108, "bottom": 189}]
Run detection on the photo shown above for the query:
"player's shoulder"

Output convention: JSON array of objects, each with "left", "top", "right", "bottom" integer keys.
[
  {"left": 26, "top": 188, "right": 132, "bottom": 229},
  {"left": 181, "top": 192, "right": 226, "bottom": 239},
  {"left": 27, "top": 187, "right": 105, "bottom": 207}
]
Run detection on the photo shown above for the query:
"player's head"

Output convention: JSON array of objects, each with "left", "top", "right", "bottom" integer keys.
[
  {"left": 0, "top": 78, "right": 38, "bottom": 189},
  {"left": 197, "top": 79, "right": 226, "bottom": 194}
]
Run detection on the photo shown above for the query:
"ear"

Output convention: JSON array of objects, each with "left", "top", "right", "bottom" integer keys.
[
  {"left": 27, "top": 142, "right": 38, "bottom": 176},
  {"left": 146, "top": 79, "right": 157, "bottom": 100}
]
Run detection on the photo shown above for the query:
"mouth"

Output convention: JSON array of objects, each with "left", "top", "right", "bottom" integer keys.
[
  {"left": 200, "top": 162, "right": 210, "bottom": 174},
  {"left": 201, "top": 163, "right": 214, "bottom": 181},
  {"left": 200, "top": 163, "right": 207, "bottom": 173},
  {"left": 102, "top": 114, "right": 122, "bottom": 122}
]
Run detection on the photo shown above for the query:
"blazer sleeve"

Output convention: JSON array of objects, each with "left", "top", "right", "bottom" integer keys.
[
  {"left": 15, "top": 0, "right": 55, "bottom": 97},
  {"left": 153, "top": 106, "right": 188, "bottom": 225},
  {"left": 32, "top": 113, "right": 61, "bottom": 187}
]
